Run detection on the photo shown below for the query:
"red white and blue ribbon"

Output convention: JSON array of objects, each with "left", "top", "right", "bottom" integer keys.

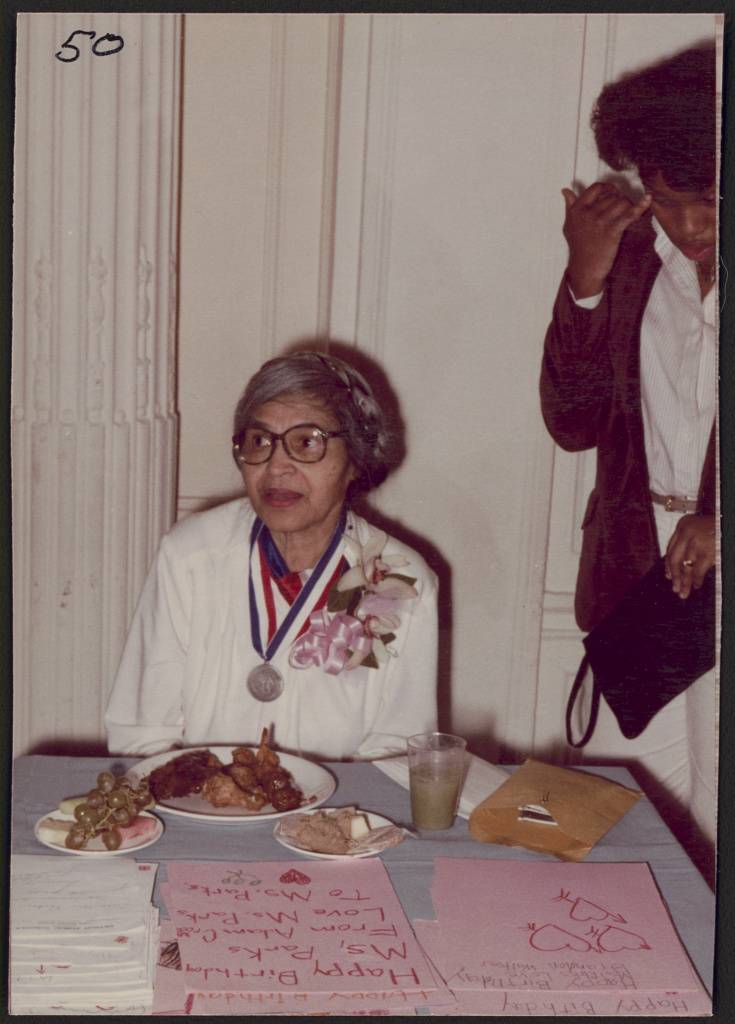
[{"left": 247, "top": 512, "right": 347, "bottom": 667}]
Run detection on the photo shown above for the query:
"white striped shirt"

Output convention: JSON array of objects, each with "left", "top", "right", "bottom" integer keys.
[{"left": 571, "top": 215, "right": 716, "bottom": 500}]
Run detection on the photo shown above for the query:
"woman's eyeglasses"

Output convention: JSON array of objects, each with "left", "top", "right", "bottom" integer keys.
[{"left": 233, "top": 424, "right": 348, "bottom": 464}]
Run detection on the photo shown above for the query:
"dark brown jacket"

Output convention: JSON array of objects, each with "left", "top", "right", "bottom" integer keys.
[{"left": 540, "top": 216, "right": 716, "bottom": 632}]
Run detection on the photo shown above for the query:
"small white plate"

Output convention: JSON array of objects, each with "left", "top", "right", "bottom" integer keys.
[
  {"left": 34, "top": 810, "right": 164, "bottom": 856},
  {"left": 126, "top": 746, "right": 336, "bottom": 822},
  {"left": 273, "top": 810, "right": 397, "bottom": 859}
]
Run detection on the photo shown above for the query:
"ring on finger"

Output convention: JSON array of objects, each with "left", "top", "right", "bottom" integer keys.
[{"left": 682, "top": 559, "right": 695, "bottom": 569}]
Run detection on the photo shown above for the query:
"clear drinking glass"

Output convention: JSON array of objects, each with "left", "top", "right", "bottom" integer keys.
[{"left": 407, "top": 732, "right": 468, "bottom": 830}]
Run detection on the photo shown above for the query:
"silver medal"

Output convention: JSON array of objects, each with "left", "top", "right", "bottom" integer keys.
[{"left": 247, "top": 663, "right": 285, "bottom": 702}]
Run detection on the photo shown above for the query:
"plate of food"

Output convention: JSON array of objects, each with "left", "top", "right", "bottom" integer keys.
[
  {"left": 273, "top": 806, "right": 407, "bottom": 859},
  {"left": 35, "top": 810, "right": 163, "bottom": 856},
  {"left": 34, "top": 770, "right": 163, "bottom": 855},
  {"left": 126, "top": 731, "right": 336, "bottom": 822}
]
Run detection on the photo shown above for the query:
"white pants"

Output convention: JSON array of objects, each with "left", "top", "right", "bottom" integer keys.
[{"left": 575, "top": 504, "right": 718, "bottom": 880}]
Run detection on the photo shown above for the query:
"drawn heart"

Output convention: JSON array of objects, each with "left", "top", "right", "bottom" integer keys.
[
  {"left": 569, "top": 898, "right": 615, "bottom": 923},
  {"left": 279, "top": 869, "right": 311, "bottom": 885},
  {"left": 529, "top": 924, "right": 591, "bottom": 952},
  {"left": 596, "top": 926, "right": 650, "bottom": 952}
]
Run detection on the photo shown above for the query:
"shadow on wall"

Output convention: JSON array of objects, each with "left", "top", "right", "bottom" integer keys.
[
  {"left": 286, "top": 337, "right": 455, "bottom": 735},
  {"left": 26, "top": 738, "right": 109, "bottom": 757},
  {"left": 530, "top": 734, "right": 715, "bottom": 889}
]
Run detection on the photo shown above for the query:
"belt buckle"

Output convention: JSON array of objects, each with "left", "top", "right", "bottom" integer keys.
[{"left": 664, "top": 495, "right": 676, "bottom": 512}]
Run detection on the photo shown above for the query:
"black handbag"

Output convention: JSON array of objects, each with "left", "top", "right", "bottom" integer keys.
[{"left": 565, "top": 557, "right": 716, "bottom": 747}]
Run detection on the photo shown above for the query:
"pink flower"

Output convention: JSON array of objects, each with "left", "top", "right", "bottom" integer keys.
[
  {"left": 338, "top": 529, "right": 416, "bottom": 598},
  {"left": 356, "top": 593, "right": 402, "bottom": 633}
]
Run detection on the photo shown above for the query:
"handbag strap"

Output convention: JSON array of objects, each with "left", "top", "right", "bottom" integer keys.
[{"left": 565, "top": 653, "right": 600, "bottom": 748}]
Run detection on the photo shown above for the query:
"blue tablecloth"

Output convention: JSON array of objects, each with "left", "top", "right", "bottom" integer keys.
[{"left": 11, "top": 755, "right": 715, "bottom": 995}]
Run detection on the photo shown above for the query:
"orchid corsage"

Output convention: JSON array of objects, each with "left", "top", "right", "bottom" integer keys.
[{"left": 288, "top": 529, "right": 418, "bottom": 675}]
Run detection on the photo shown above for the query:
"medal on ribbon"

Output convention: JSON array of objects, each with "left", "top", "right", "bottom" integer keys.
[{"left": 246, "top": 513, "right": 346, "bottom": 701}]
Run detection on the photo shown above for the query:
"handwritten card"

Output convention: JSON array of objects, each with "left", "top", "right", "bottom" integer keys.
[
  {"left": 410, "top": 858, "right": 710, "bottom": 1016},
  {"left": 154, "top": 924, "right": 455, "bottom": 1016},
  {"left": 11, "top": 855, "right": 156, "bottom": 935},
  {"left": 163, "top": 858, "right": 438, "bottom": 997}
]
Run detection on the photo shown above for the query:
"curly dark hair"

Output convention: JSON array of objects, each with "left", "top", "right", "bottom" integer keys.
[{"left": 591, "top": 42, "right": 716, "bottom": 191}]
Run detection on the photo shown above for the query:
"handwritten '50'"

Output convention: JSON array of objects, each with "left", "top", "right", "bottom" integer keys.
[{"left": 55, "top": 30, "right": 124, "bottom": 63}]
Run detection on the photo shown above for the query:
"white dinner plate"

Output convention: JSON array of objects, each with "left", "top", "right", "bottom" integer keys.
[
  {"left": 126, "top": 746, "right": 336, "bottom": 822},
  {"left": 273, "top": 810, "right": 397, "bottom": 859},
  {"left": 34, "top": 810, "right": 163, "bottom": 856}
]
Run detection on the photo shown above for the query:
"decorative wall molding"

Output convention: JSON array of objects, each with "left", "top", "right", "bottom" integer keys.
[
  {"left": 353, "top": 15, "right": 403, "bottom": 361},
  {"left": 259, "top": 16, "right": 288, "bottom": 363},
  {"left": 326, "top": 17, "right": 369, "bottom": 345},
  {"left": 315, "top": 15, "right": 344, "bottom": 340},
  {"left": 12, "top": 12, "right": 182, "bottom": 755}
]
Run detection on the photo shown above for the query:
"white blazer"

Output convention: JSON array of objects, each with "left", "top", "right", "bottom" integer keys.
[{"left": 105, "top": 498, "right": 438, "bottom": 760}]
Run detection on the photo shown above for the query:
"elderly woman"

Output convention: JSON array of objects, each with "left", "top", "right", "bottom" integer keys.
[{"left": 105, "top": 351, "right": 438, "bottom": 760}]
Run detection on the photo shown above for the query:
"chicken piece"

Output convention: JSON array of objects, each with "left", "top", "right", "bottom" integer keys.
[
  {"left": 270, "top": 785, "right": 302, "bottom": 812},
  {"left": 202, "top": 772, "right": 268, "bottom": 810},
  {"left": 232, "top": 746, "right": 257, "bottom": 767},
  {"left": 225, "top": 763, "right": 258, "bottom": 791},
  {"left": 255, "top": 727, "right": 279, "bottom": 769},
  {"left": 257, "top": 766, "right": 292, "bottom": 794},
  {"left": 147, "top": 749, "right": 223, "bottom": 800}
]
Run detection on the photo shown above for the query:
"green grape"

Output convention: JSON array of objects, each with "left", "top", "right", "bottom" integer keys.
[
  {"left": 136, "top": 785, "right": 154, "bottom": 810},
  {"left": 106, "top": 790, "right": 127, "bottom": 809},
  {"left": 111, "top": 806, "right": 133, "bottom": 826},
  {"left": 101, "top": 829, "right": 122, "bottom": 851},
  {"left": 73, "top": 803, "right": 96, "bottom": 825},
  {"left": 86, "top": 789, "right": 105, "bottom": 808},
  {"left": 97, "top": 771, "right": 115, "bottom": 794},
  {"left": 85, "top": 805, "right": 102, "bottom": 826},
  {"left": 65, "top": 829, "right": 86, "bottom": 850}
]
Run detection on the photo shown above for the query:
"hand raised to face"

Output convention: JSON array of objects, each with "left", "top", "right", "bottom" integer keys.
[{"left": 562, "top": 182, "right": 652, "bottom": 300}]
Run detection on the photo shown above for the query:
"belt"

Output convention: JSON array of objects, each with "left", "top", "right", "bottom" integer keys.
[{"left": 650, "top": 490, "right": 699, "bottom": 513}]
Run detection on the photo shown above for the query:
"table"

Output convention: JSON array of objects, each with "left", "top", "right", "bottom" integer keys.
[{"left": 11, "top": 755, "right": 715, "bottom": 1000}]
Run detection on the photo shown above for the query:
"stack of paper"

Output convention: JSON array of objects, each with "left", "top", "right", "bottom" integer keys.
[
  {"left": 153, "top": 858, "right": 456, "bottom": 1015},
  {"left": 10, "top": 855, "right": 160, "bottom": 1015},
  {"left": 413, "top": 858, "right": 711, "bottom": 1017}
]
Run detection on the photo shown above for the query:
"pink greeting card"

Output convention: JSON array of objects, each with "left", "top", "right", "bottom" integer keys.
[
  {"left": 410, "top": 859, "right": 710, "bottom": 1016},
  {"left": 152, "top": 918, "right": 451, "bottom": 1016},
  {"left": 163, "top": 858, "right": 438, "bottom": 996}
]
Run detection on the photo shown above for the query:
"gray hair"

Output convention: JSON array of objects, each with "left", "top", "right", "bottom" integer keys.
[{"left": 232, "top": 351, "right": 398, "bottom": 494}]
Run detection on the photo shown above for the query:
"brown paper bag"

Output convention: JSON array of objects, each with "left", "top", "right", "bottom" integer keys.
[{"left": 468, "top": 758, "right": 641, "bottom": 861}]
